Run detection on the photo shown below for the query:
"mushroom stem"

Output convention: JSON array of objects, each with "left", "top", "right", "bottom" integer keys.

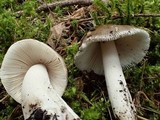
[
  {"left": 100, "top": 41, "right": 137, "bottom": 120},
  {"left": 21, "top": 64, "right": 80, "bottom": 120}
]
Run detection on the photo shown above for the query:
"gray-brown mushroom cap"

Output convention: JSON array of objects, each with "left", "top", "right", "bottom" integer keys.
[
  {"left": 75, "top": 25, "right": 150, "bottom": 75},
  {"left": 0, "top": 39, "right": 67, "bottom": 103}
]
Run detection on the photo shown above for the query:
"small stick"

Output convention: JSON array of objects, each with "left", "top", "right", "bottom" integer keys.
[
  {"left": 0, "top": 94, "right": 10, "bottom": 102},
  {"left": 75, "top": 13, "right": 160, "bottom": 23},
  {"left": 37, "top": 0, "right": 93, "bottom": 13},
  {"left": 136, "top": 105, "right": 160, "bottom": 115},
  {"left": 137, "top": 115, "right": 149, "bottom": 120},
  {"left": 132, "top": 13, "right": 160, "bottom": 17},
  {"left": 112, "top": 14, "right": 160, "bottom": 19}
]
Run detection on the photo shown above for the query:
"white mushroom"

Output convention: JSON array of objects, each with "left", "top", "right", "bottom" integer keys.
[
  {"left": 75, "top": 25, "right": 150, "bottom": 120},
  {"left": 0, "top": 39, "right": 80, "bottom": 120}
]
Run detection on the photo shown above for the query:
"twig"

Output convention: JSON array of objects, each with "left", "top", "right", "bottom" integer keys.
[
  {"left": 112, "top": 14, "right": 160, "bottom": 19},
  {"left": 0, "top": 94, "right": 10, "bottom": 103},
  {"left": 137, "top": 115, "right": 149, "bottom": 120},
  {"left": 153, "top": 92, "right": 160, "bottom": 95},
  {"left": 134, "top": 91, "right": 152, "bottom": 107},
  {"left": 137, "top": 91, "right": 150, "bottom": 101},
  {"left": 67, "top": 13, "right": 160, "bottom": 23},
  {"left": 136, "top": 105, "right": 160, "bottom": 115},
  {"left": 132, "top": 13, "right": 160, "bottom": 17},
  {"left": 37, "top": 0, "right": 93, "bottom": 13}
]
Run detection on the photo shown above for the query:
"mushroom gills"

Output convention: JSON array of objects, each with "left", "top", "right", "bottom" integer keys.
[
  {"left": 100, "top": 41, "right": 137, "bottom": 120},
  {"left": 21, "top": 64, "right": 80, "bottom": 120}
]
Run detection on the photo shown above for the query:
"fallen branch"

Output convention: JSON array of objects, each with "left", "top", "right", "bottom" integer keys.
[
  {"left": 36, "top": 0, "right": 93, "bottom": 13},
  {"left": 112, "top": 13, "right": 160, "bottom": 19},
  {"left": 64, "top": 13, "right": 160, "bottom": 25}
]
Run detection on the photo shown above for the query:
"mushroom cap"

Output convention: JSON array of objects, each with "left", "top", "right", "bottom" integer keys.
[
  {"left": 0, "top": 39, "right": 67, "bottom": 103},
  {"left": 75, "top": 25, "right": 150, "bottom": 75}
]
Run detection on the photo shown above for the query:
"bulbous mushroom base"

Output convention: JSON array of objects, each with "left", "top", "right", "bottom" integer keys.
[
  {"left": 26, "top": 108, "right": 61, "bottom": 120},
  {"left": 26, "top": 107, "right": 80, "bottom": 120},
  {"left": 21, "top": 64, "right": 80, "bottom": 120}
]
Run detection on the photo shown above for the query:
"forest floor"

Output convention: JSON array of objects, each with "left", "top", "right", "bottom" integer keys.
[{"left": 0, "top": 0, "right": 160, "bottom": 120}]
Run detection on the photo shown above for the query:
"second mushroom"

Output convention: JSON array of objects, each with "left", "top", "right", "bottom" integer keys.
[
  {"left": 75, "top": 25, "right": 150, "bottom": 120},
  {"left": 0, "top": 39, "right": 80, "bottom": 120}
]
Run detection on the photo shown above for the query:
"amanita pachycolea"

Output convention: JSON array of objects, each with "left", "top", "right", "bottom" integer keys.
[
  {"left": 74, "top": 25, "right": 150, "bottom": 120},
  {"left": 0, "top": 39, "right": 80, "bottom": 120}
]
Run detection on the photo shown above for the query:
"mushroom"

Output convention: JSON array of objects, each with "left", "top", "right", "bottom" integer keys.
[
  {"left": 0, "top": 39, "right": 80, "bottom": 120},
  {"left": 75, "top": 25, "right": 150, "bottom": 120}
]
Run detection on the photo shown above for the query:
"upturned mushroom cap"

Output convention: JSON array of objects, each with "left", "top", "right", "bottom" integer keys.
[
  {"left": 75, "top": 25, "right": 150, "bottom": 74},
  {"left": 0, "top": 39, "right": 67, "bottom": 103}
]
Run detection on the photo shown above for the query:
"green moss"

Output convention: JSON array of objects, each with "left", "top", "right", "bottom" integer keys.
[{"left": 0, "top": 0, "right": 160, "bottom": 119}]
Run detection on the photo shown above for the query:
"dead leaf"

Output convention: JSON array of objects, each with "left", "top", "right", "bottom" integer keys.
[
  {"left": 69, "top": 7, "right": 87, "bottom": 19},
  {"left": 47, "top": 22, "right": 66, "bottom": 49}
]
